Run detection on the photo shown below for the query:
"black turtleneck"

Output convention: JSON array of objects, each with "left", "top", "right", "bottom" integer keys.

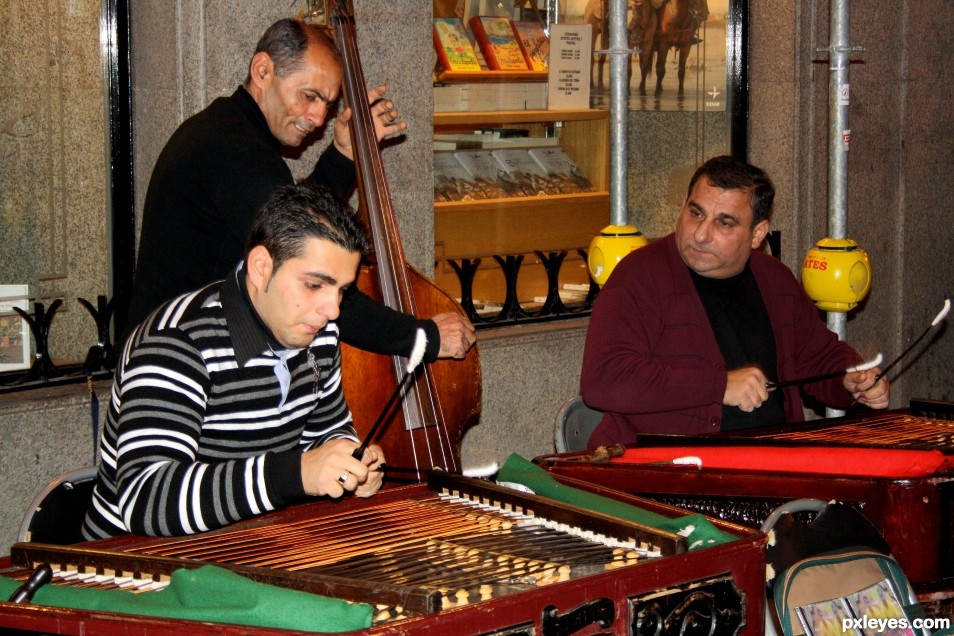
[{"left": 690, "top": 262, "right": 786, "bottom": 430}]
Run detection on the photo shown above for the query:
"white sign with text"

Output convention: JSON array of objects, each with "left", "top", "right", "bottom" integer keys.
[{"left": 547, "top": 23, "right": 592, "bottom": 110}]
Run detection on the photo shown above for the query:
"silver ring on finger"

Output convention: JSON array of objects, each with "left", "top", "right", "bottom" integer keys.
[{"left": 337, "top": 472, "right": 349, "bottom": 485}]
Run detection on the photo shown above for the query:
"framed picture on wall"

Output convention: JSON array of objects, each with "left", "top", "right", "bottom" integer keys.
[{"left": 0, "top": 285, "right": 31, "bottom": 372}]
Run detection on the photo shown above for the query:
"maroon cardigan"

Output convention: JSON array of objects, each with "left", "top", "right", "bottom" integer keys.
[{"left": 581, "top": 234, "right": 863, "bottom": 447}]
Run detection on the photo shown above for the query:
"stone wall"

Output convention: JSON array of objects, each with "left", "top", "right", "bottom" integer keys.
[{"left": 0, "top": 0, "right": 109, "bottom": 363}]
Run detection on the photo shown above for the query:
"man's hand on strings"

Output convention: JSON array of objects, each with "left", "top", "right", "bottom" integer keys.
[
  {"left": 432, "top": 312, "right": 477, "bottom": 360},
  {"left": 333, "top": 85, "right": 407, "bottom": 160},
  {"left": 353, "top": 444, "right": 385, "bottom": 498}
]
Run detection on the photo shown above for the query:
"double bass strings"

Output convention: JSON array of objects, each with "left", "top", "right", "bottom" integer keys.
[
  {"left": 330, "top": 0, "right": 471, "bottom": 480},
  {"left": 352, "top": 328, "right": 428, "bottom": 460}
]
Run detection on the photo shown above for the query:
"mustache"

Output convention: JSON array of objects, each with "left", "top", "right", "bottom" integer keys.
[{"left": 684, "top": 241, "right": 712, "bottom": 254}]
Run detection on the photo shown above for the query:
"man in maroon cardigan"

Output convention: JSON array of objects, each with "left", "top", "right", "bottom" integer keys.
[{"left": 580, "top": 156, "right": 889, "bottom": 447}]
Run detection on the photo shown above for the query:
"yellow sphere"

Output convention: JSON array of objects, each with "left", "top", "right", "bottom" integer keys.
[
  {"left": 588, "top": 225, "right": 649, "bottom": 285},
  {"left": 801, "top": 237, "right": 872, "bottom": 312}
]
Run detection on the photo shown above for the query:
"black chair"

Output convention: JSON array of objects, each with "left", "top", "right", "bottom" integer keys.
[
  {"left": 553, "top": 395, "right": 603, "bottom": 453},
  {"left": 18, "top": 466, "right": 97, "bottom": 544}
]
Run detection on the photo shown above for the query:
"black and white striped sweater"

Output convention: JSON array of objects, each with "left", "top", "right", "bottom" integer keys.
[{"left": 82, "top": 269, "right": 356, "bottom": 539}]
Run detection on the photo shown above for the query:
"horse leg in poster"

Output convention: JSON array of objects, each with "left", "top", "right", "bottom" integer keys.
[
  {"left": 590, "top": 0, "right": 649, "bottom": 91},
  {"left": 584, "top": 0, "right": 606, "bottom": 89},
  {"left": 653, "top": 0, "right": 701, "bottom": 95},
  {"left": 633, "top": 2, "right": 657, "bottom": 96},
  {"left": 673, "top": 40, "right": 692, "bottom": 95}
]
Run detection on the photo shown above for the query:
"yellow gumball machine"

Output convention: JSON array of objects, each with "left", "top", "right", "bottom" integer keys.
[
  {"left": 587, "top": 225, "right": 649, "bottom": 286},
  {"left": 800, "top": 237, "right": 871, "bottom": 312}
]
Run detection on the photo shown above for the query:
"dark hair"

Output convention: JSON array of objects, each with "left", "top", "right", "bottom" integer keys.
[
  {"left": 243, "top": 18, "right": 341, "bottom": 85},
  {"left": 245, "top": 181, "right": 368, "bottom": 273},
  {"left": 686, "top": 155, "right": 775, "bottom": 225}
]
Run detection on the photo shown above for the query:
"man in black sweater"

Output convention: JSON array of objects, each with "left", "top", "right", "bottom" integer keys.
[{"left": 128, "top": 18, "right": 475, "bottom": 363}]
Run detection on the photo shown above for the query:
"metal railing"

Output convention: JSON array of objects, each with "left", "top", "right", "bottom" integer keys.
[
  {"left": 0, "top": 295, "right": 118, "bottom": 394},
  {"left": 2, "top": 248, "right": 599, "bottom": 393},
  {"left": 443, "top": 249, "right": 598, "bottom": 328}
]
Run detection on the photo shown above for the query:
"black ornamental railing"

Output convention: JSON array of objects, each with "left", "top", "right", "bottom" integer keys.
[
  {"left": 2, "top": 248, "right": 598, "bottom": 393},
  {"left": 443, "top": 248, "right": 597, "bottom": 328},
  {"left": 0, "top": 295, "right": 118, "bottom": 394}
]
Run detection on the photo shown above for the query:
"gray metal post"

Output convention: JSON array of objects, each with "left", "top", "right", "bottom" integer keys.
[
  {"left": 544, "top": 0, "right": 560, "bottom": 34},
  {"left": 605, "top": 0, "right": 633, "bottom": 226},
  {"left": 822, "top": 0, "right": 862, "bottom": 416},
  {"left": 827, "top": 0, "right": 850, "bottom": 246}
]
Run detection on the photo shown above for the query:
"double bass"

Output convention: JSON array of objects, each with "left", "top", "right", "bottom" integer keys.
[{"left": 325, "top": 1, "right": 481, "bottom": 483}]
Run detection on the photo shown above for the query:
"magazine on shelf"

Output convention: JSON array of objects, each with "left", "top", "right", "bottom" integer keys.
[
  {"left": 490, "top": 148, "right": 554, "bottom": 196},
  {"left": 478, "top": 137, "right": 560, "bottom": 149},
  {"left": 454, "top": 149, "right": 522, "bottom": 198},
  {"left": 468, "top": 16, "right": 529, "bottom": 71},
  {"left": 434, "top": 151, "right": 489, "bottom": 202},
  {"left": 527, "top": 147, "right": 596, "bottom": 193}
]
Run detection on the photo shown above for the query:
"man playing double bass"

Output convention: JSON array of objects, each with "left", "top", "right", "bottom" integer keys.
[{"left": 127, "top": 18, "right": 476, "bottom": 363}]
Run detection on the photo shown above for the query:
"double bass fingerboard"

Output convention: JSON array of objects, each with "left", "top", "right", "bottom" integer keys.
[{"left": 8, "top": 474, "right": 684, "bottom": 620}]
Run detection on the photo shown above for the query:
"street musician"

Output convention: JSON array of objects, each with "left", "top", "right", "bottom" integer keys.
[
  {"left": 581, "top": 155, "right": 889, "bottom": 447},
  {"left": 83, "top": 182, "right": 384, "bottom": 539}
]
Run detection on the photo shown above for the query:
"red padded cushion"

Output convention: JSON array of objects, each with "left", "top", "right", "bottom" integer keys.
[{"left": 614, "top": 446, "right": 952, "bottom": 478}]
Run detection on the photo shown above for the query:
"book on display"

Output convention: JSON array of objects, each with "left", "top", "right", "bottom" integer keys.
[
  {"left": 468, "top": 16, "right": 529, "bottom": 70},
  {"left": 433, "top": 17, "right": 483, "bottom": 72},
  {"left": 513, "top": 20, "right": 549, "bottom": 71}
]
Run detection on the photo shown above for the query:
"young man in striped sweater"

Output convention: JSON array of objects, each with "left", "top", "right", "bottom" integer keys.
[{"left": 82, "top": 181, "right": 384, "bottom": 538}]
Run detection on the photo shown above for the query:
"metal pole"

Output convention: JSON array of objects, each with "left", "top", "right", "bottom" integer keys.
[
  {"left": 823, "top": 0, "right": 859, "bottom": 417},
  {"left": 827, "top": 0, "right": 850, "bottom": 247},
  {"left": 544, "top": 0, "right": 560, "bottom": 35},
  {"left": 607, "top": 0, "right": 632, "bottom": 226}
]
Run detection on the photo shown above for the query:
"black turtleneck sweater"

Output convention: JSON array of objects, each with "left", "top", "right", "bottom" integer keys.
[
  {"left": 690, "top": 263, "right": 786, "bottom": 430},
  {"left": 128, "top": 87, "right": 439, "bottom": 361}
]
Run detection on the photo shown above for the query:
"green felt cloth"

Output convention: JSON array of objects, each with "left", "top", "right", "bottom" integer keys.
[
  {"left": 498, "top": 453, "right": 737, "bottom": 549},
  {"left": 0, "top": 564, "right": 372, "bottom": 633}
]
